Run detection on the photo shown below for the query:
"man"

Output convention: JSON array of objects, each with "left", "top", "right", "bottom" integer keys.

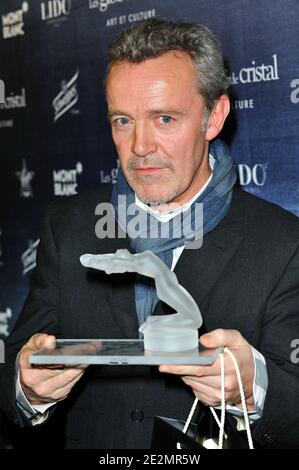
[{"left": 0, "top": 18, "right": 299, "bottom": 449}]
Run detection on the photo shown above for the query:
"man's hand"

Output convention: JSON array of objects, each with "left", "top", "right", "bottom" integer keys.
[
  {"left": 19, "top": 333, "right": 88, "bottom": 406},
  {"left": 159, "top": 329, "right": 255, "bottom": 410}
]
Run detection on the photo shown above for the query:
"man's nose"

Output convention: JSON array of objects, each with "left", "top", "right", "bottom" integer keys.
[{"left": 131, "top": 122, "right": 158, "bottom": 157}]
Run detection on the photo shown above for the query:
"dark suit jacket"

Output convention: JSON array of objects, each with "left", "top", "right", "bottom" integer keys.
[{"left": 0, "top": 185, "right": 299, "bottom": 449}]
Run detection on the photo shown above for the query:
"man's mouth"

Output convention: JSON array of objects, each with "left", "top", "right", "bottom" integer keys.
[{"left": 135, "top": 167, "right": 165, "bottom": 174}]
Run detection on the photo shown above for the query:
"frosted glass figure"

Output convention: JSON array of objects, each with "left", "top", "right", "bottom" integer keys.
[{"left": 80, "top": 249, "right": 203, "bottom": 352}]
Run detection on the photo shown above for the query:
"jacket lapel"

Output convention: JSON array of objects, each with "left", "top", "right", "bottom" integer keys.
[
  {"left": 152, "top": 187, "right": 245, "bottom": 318},
  {"left": 174, "top": 223, "right": 244, "bottom": 306}
]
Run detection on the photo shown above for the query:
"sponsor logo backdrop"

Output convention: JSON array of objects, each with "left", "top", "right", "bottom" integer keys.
[{"left": 0, "top": 0, "right": 298, "bottom": 339}]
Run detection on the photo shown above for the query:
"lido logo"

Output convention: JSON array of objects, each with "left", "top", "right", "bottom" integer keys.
[
  {"left": 41, "top": 0, "right": 72, "bottom": 21},
  {"left": 238, "top": 163, "right": 268, "bottom": 187}
]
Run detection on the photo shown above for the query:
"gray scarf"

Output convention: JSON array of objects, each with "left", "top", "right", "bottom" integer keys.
[{"left": 111, "top": 139, "right": 237, "bottom": 327}]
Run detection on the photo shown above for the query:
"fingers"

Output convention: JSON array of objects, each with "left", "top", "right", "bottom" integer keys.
[
  {"left": 200, "top": 328, "right": 248, "bottom": 349},
  {"left": 183, "top": 376, "right": 223, "bottom": 407},
  {"left": 19, "top": 334, "right": 56, "bottom": 371},
  {"left": 182, "top": 375, "right": 240, "bottom": 407},
  {"left": 159, "top": 345, "right": 250, "bottom": 377},
  {"left": 185, "top": 378, "right": 222, "bottom": 406},
  {"left": 47, "top": 374, "right": 84, "bottom": 402},
  {"left": 23, "top": 369, "right": 86, "bottom": 404},
  {"left": 28, "top": 367, "right": 86, "bottom": 402},
  {"left": 159, "top": 331, "right": 250, "bottom": 377},
  {"left": 42, "top": 366, "right": 87, "bottom": 392},
  {"left": 159, "top": 329, "right": 255, "bottom": 409},
  {"left": 159, "top": 360, "right": 221, "bottom": 377},
  {"left": 19, "top": 333, "right": 88, "bottom": 405},
  {"left": 28, "top": 333, "right": 56, "bottom": 351},
  {"left": 20, "top": 364, "right": 87, "bottom": 404},
  {"left": 183, "top": 371, "right": 237, "bottom": 393},
  {"left": 183, "top": 374, "right": 221, "bottom": 390}
]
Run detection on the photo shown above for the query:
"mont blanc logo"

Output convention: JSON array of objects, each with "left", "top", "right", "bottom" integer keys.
[
  {"left": 230, "top": 54, "right": 279, "bottom": 85},
  {"left": 52, "top": 70, "right": 79, "bottom": 122},
  {"left": 1, "top": 1, "right": 29, "bottom": 39},
  {"left": 89, "top": 0, "right": 130, "bottom": 13},
  {"left": 22, "top": 239, "right": 39, "bottom": 275},
  {"left": 238, "top": 163, "right": 268, "bottom": 187},
  {"left": 41, "top": 0, "right": 72, "bottom": 24},
  {"left": 53, "top": 161, "right": 83, "bottom": 196},
  {"left": 15, "top": 159, "right": 35, "bottom": 198},
  {"left": 0, "top": 87, "right": 26, "bottom": 110},
  {"left": 0, "top": 307, "right": 12, "bottom": 337}
]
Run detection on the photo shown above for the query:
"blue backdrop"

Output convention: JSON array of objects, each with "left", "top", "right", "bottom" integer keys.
[{"left": 0, "top": 0, "right": 299, "bottom": 341}]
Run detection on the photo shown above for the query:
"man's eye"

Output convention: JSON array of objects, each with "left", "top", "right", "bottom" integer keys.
[
  {"left": 160, "top": 115, "right": 173, "bottom": 124},
  {"left": 115, "top": 117, "right": 129, "bottom": 126}
]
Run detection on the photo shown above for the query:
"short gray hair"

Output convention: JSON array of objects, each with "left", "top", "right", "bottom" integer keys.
[{"left": 105, "top": 18, "right": 230, "bottom": 113}]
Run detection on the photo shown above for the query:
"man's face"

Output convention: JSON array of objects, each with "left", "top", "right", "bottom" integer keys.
[{"left": 106, "top": 51, "right": 211, "bottom": 205}]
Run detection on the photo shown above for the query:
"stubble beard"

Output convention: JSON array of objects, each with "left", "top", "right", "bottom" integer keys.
[{"left": 126, "top": 170, "right": 179, "bottom": 206}]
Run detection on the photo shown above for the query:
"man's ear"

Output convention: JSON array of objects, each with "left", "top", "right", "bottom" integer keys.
[{"left": 205, "top": 95, "right": 230, "bottom": 141}]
